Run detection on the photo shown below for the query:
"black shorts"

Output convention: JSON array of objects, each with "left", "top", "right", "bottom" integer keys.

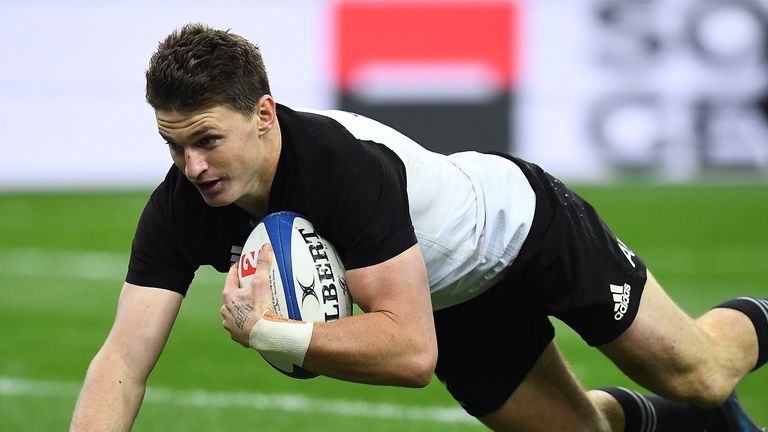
[{"left": 432, "top": 155, "right": 648, "bottom": 418}]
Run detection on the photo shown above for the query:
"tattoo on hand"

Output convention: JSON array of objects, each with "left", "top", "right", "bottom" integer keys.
[{"left": 230, "top": 301, "right": 254, "bottom": 330}]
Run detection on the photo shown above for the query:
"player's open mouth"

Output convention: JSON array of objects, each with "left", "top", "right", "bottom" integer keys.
[{"left": 196, "top": 179, "right": 222, "bottom": 193}]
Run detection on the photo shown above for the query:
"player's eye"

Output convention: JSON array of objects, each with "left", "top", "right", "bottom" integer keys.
[
  {"left": 198, "top": 136, "right": 220, "bottom": 148},
  {"left": 166, "top": 141, "right": 182, "bottom": 152}
]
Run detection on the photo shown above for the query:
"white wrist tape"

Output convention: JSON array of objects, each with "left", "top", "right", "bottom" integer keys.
[{"left": 248, "top": 311, "right": 314, "bottom": 367}]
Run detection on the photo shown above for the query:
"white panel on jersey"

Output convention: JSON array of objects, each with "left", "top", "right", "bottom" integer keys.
[{"left": 299, "top": 108, "right": 535, "bottom": 310}]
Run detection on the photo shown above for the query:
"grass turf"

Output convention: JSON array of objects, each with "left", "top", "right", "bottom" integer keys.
[{"left": 0, "top": 184, "right": 766, "bottom": 430}]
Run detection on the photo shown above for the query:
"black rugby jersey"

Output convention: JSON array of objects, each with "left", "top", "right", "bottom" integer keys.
[{"left": 126, "top": 104, "right": 417, "bottom": 295}]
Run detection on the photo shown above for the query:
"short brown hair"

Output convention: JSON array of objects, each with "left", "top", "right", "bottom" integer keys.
[{"left": 146, "top": 23, "right": 271, "bottom": 116}]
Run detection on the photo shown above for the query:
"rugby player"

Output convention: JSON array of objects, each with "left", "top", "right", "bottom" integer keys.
[{"left": 70, "top": 24, "right": 766, "bottom": 431}]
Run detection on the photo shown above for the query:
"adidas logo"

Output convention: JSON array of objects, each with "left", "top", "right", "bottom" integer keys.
[{"left": 610, "top": 283, "right": 632, "bottom": 320}]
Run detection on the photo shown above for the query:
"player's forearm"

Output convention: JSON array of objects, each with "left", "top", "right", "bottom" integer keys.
[
  {"left": 301, "top": 311, "right": 437, "bottom": 387},
  {"left": 70, "top": 350, "right": 145, "bottom": 431}
]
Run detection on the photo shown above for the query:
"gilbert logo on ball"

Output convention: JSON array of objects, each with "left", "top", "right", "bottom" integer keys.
[{"left": 239, "top": 211, "right": 353, "bottom": 378}]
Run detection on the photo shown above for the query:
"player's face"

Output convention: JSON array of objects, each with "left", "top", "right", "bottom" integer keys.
[{"left": 155, "top": 101, "right": 279, "bottom": 212}]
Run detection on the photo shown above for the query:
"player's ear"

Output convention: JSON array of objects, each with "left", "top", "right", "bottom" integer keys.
[{"left": 254, "top": 95, "right": 276, "bottom": 136}]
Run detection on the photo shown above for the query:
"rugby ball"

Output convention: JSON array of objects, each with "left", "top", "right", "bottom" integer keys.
[{"left": 238, "top": 211, "right": 353, "bottom": 379}]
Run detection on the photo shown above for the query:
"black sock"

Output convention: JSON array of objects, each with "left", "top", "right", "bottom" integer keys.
[
  {"left": 599, "top": 387, "right": 719, "bottom": 432},
  {"left": 714, "top": 297, "right": 768, "bottom": 370}
]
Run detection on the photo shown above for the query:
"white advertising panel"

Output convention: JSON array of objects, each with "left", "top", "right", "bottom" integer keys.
[
  {"left": 518, "top": 0, "right": 768, "bottom": 181},
  {"left": 0, "top": 0, "right": 330, "bottom": 190},
  {"left": 2, "top": 0, "right": 767, "bottom": 189}
]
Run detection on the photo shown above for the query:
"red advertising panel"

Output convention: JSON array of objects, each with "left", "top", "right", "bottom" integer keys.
[{"left": 334, "top": 1, "right": 520, "bottom": 154}]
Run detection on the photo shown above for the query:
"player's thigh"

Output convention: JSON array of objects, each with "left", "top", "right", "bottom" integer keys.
[
  {"left": 598, "top": 270, "right": 709, "bottom": 395},
  {"left": 479, "top": 341, "right": 610, "bottom": 432}
]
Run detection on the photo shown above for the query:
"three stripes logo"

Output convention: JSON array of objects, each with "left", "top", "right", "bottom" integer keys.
[{"left": 610, "top": 283, "right": 632, "bottom": 320}]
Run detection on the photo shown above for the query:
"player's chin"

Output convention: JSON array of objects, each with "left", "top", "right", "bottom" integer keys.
[
  {"left": 197, "top": 182, "right": 233, "bottom": 207},
  {"left": 202, "top": 195, "right": 234, "bottom": 208}
]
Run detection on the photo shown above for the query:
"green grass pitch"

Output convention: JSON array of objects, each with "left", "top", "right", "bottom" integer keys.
[{"left": 1, "top": 184, "right": 766, "bottom": 430}]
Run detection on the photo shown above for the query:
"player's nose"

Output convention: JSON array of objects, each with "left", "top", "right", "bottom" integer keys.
[{"left": 184, "top": 149, "right": 208, "bottom": 179}]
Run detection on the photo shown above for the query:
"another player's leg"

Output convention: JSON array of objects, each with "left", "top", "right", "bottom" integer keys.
[{"left": 599, "top": 271, "right": 763, "bottom": 407}]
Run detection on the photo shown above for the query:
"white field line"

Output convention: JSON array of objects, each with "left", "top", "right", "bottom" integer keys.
[
  {"left": 0, "top": 376, "right": 475, "bottom": 424},
  {"left": 0, "top": 248, "right": 127, "bottom": 281},
  {"left": 1, "top": 246, "right": 767, "bottom": 284},
  {"left": 0, "top": 247, "right": 221, "bottom": 284}
]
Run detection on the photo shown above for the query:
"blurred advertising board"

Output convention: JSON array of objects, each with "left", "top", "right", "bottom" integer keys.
[
  {"left": 518, "top": 0, "right": 768, "bottom": 181},
  {"left": 1, "top": 0, "right": 766, "bottom": 189}
]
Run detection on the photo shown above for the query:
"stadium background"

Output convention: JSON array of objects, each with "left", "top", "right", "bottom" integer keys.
[{"left": 1, "top": 0, "right": 766, "bottom": 430}]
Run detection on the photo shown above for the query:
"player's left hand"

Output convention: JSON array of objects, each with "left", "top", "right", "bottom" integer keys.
[{"left": 220, "top": 244, "right": 274, "bottom": 346}]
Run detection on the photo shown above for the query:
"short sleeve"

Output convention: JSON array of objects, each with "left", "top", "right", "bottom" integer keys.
[
  {"left": 329, "top": 141, "right": 417, "bottom": 269},
  {"left": 126, "top": 183, "right": 197, "bottom": 295}
]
